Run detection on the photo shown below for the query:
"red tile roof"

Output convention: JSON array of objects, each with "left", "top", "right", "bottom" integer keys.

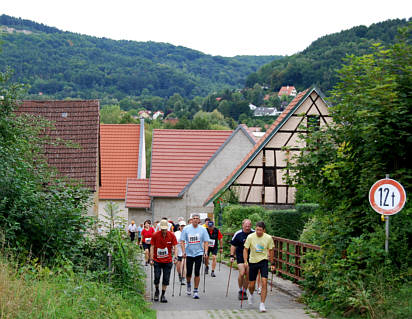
[
  {"left": 204, "top": 89, "right": 309, "bottom": 205},
  {"left": 125, "top": 178, "right": 151, "bottom": 208},
  {"left": 100, "top": 124, "right": 140, "bottom": 199},
  {"left": 278, "top": 86, "right": 296, "bottom": 96},
  {"left": 17, "top": 100, "right": 99, "bottom": 191},
  {"left": 149, "top": 129, "right": 233, "bottom": 197}
]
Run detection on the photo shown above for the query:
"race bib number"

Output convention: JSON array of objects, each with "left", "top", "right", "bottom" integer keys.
[
  {"left": 157, "top": 247, "right": 169, "bottom": 258},
  {"left": 208, "top": 239, "right": 215, "bottom": 248},
  {"left": 145, "top": 238, "right": 151, "bottom": 244},
  {"left": 188, "top": 234, "right": 200, "bottom": 244},
  {"left": 255, "top": 243, "right": 264, "bottom": 253}
]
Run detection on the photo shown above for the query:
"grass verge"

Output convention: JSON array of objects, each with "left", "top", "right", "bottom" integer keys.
[{"left": 0, "top": 256, "right": 155, "bottom": 319}]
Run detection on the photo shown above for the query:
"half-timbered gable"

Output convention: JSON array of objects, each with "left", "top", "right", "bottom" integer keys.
[{"left": 204, "top": 87, "right": 331, "bottom": 207}]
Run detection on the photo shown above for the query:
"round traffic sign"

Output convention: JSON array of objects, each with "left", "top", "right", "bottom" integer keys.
[{"left": 369, "top": 179, "right": 406, "bottom": 215}]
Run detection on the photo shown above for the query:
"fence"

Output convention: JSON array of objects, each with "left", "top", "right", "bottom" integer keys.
[
  {"left": 272, "top": 236, "right": 320, "bottom": 281},
  {"left": 222, "top": 232, "right": 320, "bottom": 281}
]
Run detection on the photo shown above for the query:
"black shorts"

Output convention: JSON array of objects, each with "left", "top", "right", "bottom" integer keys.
[
  {"left": 249, "top": 260, "right": 269, "bottom": 281},
  {"left": 142, "top": 243, "right": 151, "bottom": 251},
  {"left": 186, "top": 255, "right": 202, "bottom": 278},
  {"left": 154, "top": 261, "right": 173, "bottom": 286},
  {"left": 177, "top": 256, "right": 183, "bottom": 262},
  {"left": 236, "top": 253, "right": 245, "bottom": 264},
  {"left": 207, "top": 246, "right": 218, "bottom": 256}
]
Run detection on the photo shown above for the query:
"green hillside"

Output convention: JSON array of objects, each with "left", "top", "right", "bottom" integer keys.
[
  {"left": 0, "top": 14, "right": 281, "bottom": 101},
  {"left": 246, "top": 18, "right": 411, "bottom": 93}
]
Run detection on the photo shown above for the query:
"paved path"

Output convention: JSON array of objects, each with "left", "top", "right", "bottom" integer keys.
[{"left": 142, "top": 258, "right": 320, "bottom": 319}]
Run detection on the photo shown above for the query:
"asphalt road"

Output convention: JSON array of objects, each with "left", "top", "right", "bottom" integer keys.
[{"left": 143, "top": 258, "right": 321, "bottom": 319}]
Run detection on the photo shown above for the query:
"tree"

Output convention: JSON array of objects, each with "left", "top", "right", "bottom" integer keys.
[
  {"left": 100, "top": 104, "right": 122, "bottom": 123},
  {"left": 290, "top": 26, "right": 412, "bottom": 316},
  {"left": 0, "top": 70, "right": 90, "bottom": 262}
]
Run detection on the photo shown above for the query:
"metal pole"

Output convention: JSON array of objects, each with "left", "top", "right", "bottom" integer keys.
[
  {"left": 385, "top": 216, "right": 389, "bottom": 253},
  {"left": 107, "top": 252, "right": 112, "bottom": 282},
  {"left": 385, "top": 174, "right": 390, "bottom": 254}
]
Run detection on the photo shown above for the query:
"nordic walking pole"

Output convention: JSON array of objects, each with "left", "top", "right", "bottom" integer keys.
[
  {"left": 219, "top": 249, "right": 222, "bottom": 272},
  {"left": 203, "top": 255, "right": 206, "bottom": 293},
  {"left": 179, "top": 257, "right": 185, "bottom": 296},
  {"left": 240, "top": 274, "right": 245, "bottom": 309},
  {"left": 150, "top": 263, "right": 154, "bottom": 301},
  {"left": 270, "top": 268, "right": 274, "bottom": 295},
  {"left": 172, "top": 261, "right": 176, "bottom": 297},
  {"left": 225, "top": 261, "right": 233, "bottom": 297}
]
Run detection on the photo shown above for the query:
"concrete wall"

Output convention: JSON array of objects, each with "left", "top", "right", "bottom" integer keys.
[
  {"left": 128, "top": 208, "right": 152, "bottom": 226},
  {"left": 151, "top": 197, "right": 187, "bottom": 223}
]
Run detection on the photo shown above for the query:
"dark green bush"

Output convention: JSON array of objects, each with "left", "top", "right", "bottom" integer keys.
[
  {"left": 221, "top": 204, "right": 265, "bottom": 233},
  {"left": 265, "top": 209, "right": 307, "bottom": 240}
]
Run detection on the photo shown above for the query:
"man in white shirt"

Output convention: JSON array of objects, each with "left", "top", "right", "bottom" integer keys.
[{"left": 128, "top": 220, "right": 138, "bottom": 242}]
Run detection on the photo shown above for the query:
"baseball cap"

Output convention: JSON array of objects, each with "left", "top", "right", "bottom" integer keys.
[
  {"left": 179, "top": 220, "right": 186, "bottom": 226},
  {"left": 208, "top": 221, "right": 214, "bottom": 227},
  {"left": 159, "top": 220, "right": 168, "bottom": 230}
]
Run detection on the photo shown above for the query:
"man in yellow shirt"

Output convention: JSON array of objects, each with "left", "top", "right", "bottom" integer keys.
[{"left": 243, "top": 221, "right": 274, "bottom": 313}]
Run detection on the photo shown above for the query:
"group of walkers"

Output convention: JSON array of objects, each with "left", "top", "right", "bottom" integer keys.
[{"left": 127, "top": 215, "right": 275, "bottom": 313}]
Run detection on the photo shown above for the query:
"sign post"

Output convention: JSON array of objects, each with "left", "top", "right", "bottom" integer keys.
[{"left": 369, "top": 175, "right": 407, "bottom": 253}]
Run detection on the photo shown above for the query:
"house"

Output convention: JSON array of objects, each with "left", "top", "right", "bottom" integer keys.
[
  {"left": 16, "top": 100, "right": 100, "bottom": 216},
  {"left": 99, "top": 121, "right": 146, "bottom": 225},
  {"left": 278, "top": 86, "right": 297, "bottom": 98},
  {"left": 153, "top": 111, "right": 164, "bottom": 120},
  {"left": 126, "top": 125, "right": 257, "bottom": 223},
  {"left": 138, "top": 110, "right": 152, "bottom": 119},
  {"left": 254, "top": 107, "right": 281, "bottom": 117},
  {"left": 204, "top": 87, "right": 332, "bottom": 208},
  {"left": 249, "top": 103, "right": 257, "bottom": 111}
]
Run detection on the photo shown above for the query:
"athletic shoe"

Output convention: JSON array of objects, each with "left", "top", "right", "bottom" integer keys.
[
  {"left": 259, "top": 302, "right": 266, "bottom": 312},
  {"left": 154, "top": 290, "right": 159, "bottom": 302},
  {"left": 205, "top": 266, "right": 209, "bottom": 274},
  {"left": 257, "top": 287, "right": 262, "bottom": 295},
  {"left": 160, "top": 295, "right": 167, "bottom": 303},
  {"left": 242, "top": 290, "right": 248, "bottom": 300},
  {"left": 193, "top": 291, "right": 199, "bottom": 299},
  {"left": 248, "top": 293, "right": 255, "bottom": 305},
  {"left": 238, "top": 290, "right": 243, "bottom": 300},
  {"left": 180, "top": 277, "right": 186, "bottom": 285},
  {"left": 186, "top": 285, "right": 191, "bottom": 295},
  {"left": 211, "top": 271, "right": 216, "bottom": 277}
]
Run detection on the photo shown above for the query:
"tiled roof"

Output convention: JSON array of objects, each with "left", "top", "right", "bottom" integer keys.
[
  {"left": 125, "top": 178, "right": 151, "bottom": 208},
  {"left": 204, "top": 89, "right": 310, "bottom": 206},
  {"left": 100, "top": 124, "right": 140, "bottom": 199},
  {"left": 149, "top": 129, "right": 233, "bottom": 197},
  {"left": 17, "top": 100, "right": 99, "bottom": 191},
  {"left": 278, "top": 86, "right": 296, "bottom": 96}
]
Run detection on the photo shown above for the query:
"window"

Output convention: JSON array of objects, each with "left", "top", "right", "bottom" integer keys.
[{"left": 263, "top": 168, "right": 275, "bottom": 186}]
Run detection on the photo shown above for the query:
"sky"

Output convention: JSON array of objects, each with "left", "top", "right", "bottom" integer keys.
[{"left": 2, "top": 0, "right": 411, "bottom": 57}]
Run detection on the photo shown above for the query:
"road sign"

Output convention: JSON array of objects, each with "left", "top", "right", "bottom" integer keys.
[{"left": 369, "top": 178, "right": 406, "bottom": 215}]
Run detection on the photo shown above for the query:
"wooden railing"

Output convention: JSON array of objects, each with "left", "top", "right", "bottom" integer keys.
[
  {"left": 272, "top": 236, "right": 320, "bottom": 281},
  {"left": 222, "top": 232, "right": 320, "bottom": 281}
]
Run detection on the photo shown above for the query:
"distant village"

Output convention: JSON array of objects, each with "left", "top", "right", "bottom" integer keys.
[{"left": 18, "top": 85, "right": 328, "bottom": 227}]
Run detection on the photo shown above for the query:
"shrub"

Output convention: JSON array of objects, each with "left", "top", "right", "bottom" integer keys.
[
  {"left": 265, "top": 209, "right": 307, "bottom": 240},
  {"left": 221, "top": 204, "right": 265, "bottom": 233}
]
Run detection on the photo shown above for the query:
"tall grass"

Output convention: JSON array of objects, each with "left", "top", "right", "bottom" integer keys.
[{"left": 0, "top": 257, "right": 155, "bottom": 319}]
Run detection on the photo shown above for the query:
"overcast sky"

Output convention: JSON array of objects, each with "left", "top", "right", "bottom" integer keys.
[{"left": 2, "top": 0, "right": 411, "bottom": 57}]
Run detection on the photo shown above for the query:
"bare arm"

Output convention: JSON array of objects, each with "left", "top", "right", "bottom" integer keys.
[{"left": 243, "top": 247, "right": 249, "bottom": 265}]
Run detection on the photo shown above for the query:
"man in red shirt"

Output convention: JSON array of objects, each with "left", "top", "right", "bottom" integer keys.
[{"left": 150, "top": 219, "right": 178, "bottom": 303}]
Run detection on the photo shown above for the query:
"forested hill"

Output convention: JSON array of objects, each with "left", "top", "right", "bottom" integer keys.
[
  {"left": 246, "top": 18, "right": 411, "bottom": 93},
  {"left": 0, "top": 14, "right": 281, "bottom": 100}
]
